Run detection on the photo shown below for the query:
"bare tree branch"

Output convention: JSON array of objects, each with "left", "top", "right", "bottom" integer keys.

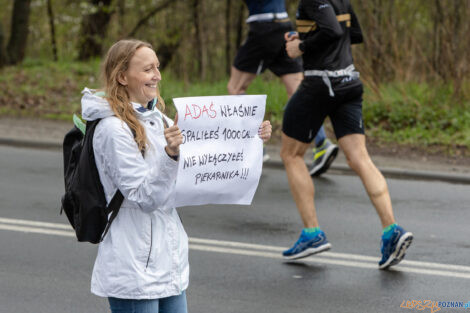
[{"left": 127, "top": 0, "right": 175, "bottom": 37}]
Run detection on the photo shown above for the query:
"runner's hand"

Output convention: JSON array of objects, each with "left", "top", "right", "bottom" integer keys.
[
  {"left": 286, "top": 39, "right": 303, "bottom": 59},
  {"left": 258, "top": 120, "right": 272, "bottom": 143},
  {"left": 284, "top": 31, "right": 299, "bottom": 41},
  {"left": 164, "top": 113, "right": 182, "bottom": 157}
]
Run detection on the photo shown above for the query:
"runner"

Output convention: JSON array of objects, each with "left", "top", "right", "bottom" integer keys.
[
  {"left": 280, "top": 0, "right": 413, "bottom": 269},
  {"left": 228, "top": 0, "right": 338, "bottom": 173}
]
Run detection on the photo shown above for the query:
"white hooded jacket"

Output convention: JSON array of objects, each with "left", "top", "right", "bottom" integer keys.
[{"left": 81, "top": 88, "right": 189, "bottom": 299}]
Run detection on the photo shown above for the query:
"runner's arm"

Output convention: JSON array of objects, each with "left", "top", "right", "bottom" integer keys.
[
  {"left": 301, "top": 0, "right": 343, "bottom": 52},
  {"left": 349, "top": 5, "right": 363, "bottom": 44}
]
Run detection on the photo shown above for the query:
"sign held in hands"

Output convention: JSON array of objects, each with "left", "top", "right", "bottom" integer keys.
[{"left": 173, "top": 95, "right": 266, "bottom": 207}]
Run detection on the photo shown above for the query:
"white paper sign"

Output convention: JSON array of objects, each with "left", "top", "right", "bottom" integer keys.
[{"left": 173, "top": 95, "right": 266, "bottom": 207}]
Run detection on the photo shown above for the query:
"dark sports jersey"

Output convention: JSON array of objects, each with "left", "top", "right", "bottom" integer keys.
[
  {"left": 296, "top": 0, "right": 363, "bottom": 71},
  {"left": 244, "top": 0, "right": 286, "bottom": 16}
]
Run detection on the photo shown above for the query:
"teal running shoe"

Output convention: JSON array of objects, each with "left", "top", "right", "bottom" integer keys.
[{"left": 379, "top": 225, "right": 413, "bottom": 270}]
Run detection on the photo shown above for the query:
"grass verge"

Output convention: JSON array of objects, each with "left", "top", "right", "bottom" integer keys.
[{"left": 0, "top": 59, "right": 468, "bottom": 156}]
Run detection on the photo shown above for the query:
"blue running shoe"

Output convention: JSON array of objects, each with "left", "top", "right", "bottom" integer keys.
[
  {"left": 283, "top": 229, "right": 331, "bottom": 260},
  {"left": 378, "top": 225, "right": 413, "bottom": 270}
]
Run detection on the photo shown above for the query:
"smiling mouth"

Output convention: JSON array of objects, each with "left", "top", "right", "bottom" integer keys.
[{"left": 146, "top": 84, "right": 157, "bottom": 88}]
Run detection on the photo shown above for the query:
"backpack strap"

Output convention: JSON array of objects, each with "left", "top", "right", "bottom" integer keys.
[
  {"left": 97, "top": 119, "right": 146, "bottom": 242},
  {"left": 100, "top": 189, "right": 124, "bottom": 242},
  {"left": 98, "top": 135, "right": 145, "bottom": 242}
]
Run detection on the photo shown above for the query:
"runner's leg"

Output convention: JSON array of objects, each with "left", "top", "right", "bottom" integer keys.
[
  {"left": 280, "top": 133, "right": 319, "bottom": 228},
  {"left": 314, "top": 126, "right": 326, "bottom": 146},
  {"left": 338, "top": 133, "right": 395, "bottom": 228},
  {"left": 227, "top": 66, "right": 257, "bottom": 95},
  {"left": 280, "top": 72, "right": 303, "bottom": 98},
  {"left": 280, "top": 73, "right": 337, "bottom": 176}
]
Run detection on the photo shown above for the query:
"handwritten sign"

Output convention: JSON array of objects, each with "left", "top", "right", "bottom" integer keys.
[{"left": 173, "top": 95, "right": 266, "bottom": 207}]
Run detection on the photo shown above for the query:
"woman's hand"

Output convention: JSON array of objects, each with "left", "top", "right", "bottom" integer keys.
[
  {"left": 164, "top": 113, "right": 183, "bottom": 157},
  {"left": 258, "top": 120, "right": 272, "bottom": 143}
]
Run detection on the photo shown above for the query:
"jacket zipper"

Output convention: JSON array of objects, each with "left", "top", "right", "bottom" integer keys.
[{"left": 145, "top": 219, "right": 153, "bottom": 270}]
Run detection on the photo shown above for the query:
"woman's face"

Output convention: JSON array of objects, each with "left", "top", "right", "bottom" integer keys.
[{"left": 121, "top": 46, "right": 161, "bottom": 105}]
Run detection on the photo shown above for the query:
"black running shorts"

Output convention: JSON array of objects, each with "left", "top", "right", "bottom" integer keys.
[
  {"left": 233, "top": 21, "right": 302, "bottom": 76},
  {"left": 282, "top": 77, "right": 365, "bottom": 143}
]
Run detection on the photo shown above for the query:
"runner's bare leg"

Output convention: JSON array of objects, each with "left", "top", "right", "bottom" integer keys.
[
  {"left": 338, "top": 133, "right": 396, "bottom": 228},
  {"left": 227, "top": 66, "right": 257, "bottom": 95},
  {"left": 280, "top": 132, "right": 320, "bottom": 228}
]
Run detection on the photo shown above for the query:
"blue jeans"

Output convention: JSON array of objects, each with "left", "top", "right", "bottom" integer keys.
[{"left": 108, "top": 291, "right": 187, "bottom": 313}]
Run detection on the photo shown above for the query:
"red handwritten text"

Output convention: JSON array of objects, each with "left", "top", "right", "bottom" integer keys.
[{"left": 184, "top": 102, "right": 217, "bottom": 120}]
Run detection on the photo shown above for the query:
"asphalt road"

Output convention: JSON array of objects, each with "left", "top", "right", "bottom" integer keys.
[{"left": 0, "top": 145, "right": 469, "bottom": 313}]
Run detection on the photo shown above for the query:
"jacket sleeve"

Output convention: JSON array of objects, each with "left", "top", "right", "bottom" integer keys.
[
  {"left": 349, "top": 4, "right": 363, "bottom": 44},
  {"left": 94, "top": 118, "right": 178, "bottom": 213},
  {"left": 301, "top": 0, "right": 344, "bottom": 52}
]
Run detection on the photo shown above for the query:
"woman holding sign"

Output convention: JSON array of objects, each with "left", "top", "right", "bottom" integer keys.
[{"left": 80, "top": 39, "right": 272, "bottom": 313}]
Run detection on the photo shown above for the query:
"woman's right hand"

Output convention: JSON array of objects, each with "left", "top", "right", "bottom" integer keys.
[{"left": 164, "top": 113, "right": 183, "bottom": 157}]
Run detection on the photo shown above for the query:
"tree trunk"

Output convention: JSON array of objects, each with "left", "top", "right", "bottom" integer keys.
[
  {"left": 6, "top": 0, "right": 31, "bottom": 65},
  {"left": 432, "top": 0, "right": 440, "bottom": 76},
  {"left": 451, "top": 0, "right": 464, "bottom": 97},
  {"left": 192, "top": 0, "right": 206, "bottom": 80},
  {"left": 46, "top": 0, "right": 58, "bottom": 61},
  {"left": 157, "top": 29, "right": 182, "bottom": 71},
  {"left": 225, "top": 0, "right": 232, "bottom": 75},
  {"left": 434, "top": 0, "right": 448, "bottom": 80},
  {"left": 117, "top": 0, "right": 126, "bottom": 37},
  {"left": 77, "top": 0, "right": 113, "bottom": 60},
  {"left": 370, "top": 0, "right": 383, "bottom": 84},
  {"left": 0, "top": 23, "right": 7, "bottom": 67},
  {"left": 235, "top": 1, "right": 245, "bottom": 49}
]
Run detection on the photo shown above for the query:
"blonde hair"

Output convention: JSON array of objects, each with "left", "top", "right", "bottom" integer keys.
[{"left": 101, "top": 39, "right": 165, "bottom": 153}]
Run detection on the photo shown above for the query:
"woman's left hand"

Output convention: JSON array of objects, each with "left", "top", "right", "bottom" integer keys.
[
  {"left": 164, "top": 113, "right": 183, "bottom": 157},
  {"left": 258, "top": 120, "right": 272, "bottom": 143}
]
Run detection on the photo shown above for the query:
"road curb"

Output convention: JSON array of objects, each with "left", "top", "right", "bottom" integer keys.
[
  {"left": 264, "top": 160, "right": 470, "bottom": 185},
  {"left": 1, "top": 137, "right": 469, "bottom": 185},
  {"left": 0, "top": 137, "right": 62, "bottom": 150}
]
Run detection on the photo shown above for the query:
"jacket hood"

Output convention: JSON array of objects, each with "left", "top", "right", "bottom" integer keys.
[
  {"left": 81, "top": 87, "right": 164, "bottom": 122},
  {"left": 81, "top": 88, "right": 115, "bottom": 121}
]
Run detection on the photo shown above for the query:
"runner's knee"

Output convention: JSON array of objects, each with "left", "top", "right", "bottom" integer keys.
[
  {"left": 227, "top": 81, "right": 235, "bottom": 94},
  {"left": 345, "top": 152, "right": 370, "bottom": 173},
  {"left": 280, "top": 145, "right": 303, "bottom": 163},
  {"left": 227, "top": 82, "right": 247, "bottom": 95}
]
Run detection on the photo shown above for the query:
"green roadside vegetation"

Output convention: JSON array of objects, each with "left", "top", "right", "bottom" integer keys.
[{"left": 0, "top": 59, "right": 468, "bottom": 155}]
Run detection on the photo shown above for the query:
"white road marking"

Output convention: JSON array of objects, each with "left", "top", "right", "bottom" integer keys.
[
  {"left": 0, "top": 217, "right": 72, "bottom": 229},
  {"left": 189, "top": 243, "right": 378, "bottom": 269},
  {"left": 0, "top": 223, "right": 75, "bottom": 237},
  {"left": 189, "top": 244, "right": 470, "bottom": 279},
  {"left": 2, "top": 217, "right": 470, "bottom": 279},
  {"left": 190, "top": 237, "right": 470, "bottom": 273}
]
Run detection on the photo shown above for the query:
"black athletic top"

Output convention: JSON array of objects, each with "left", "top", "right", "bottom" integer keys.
[
  {"left": 244, "top": 0, "right": 286, "bottom": 16},
  {"left": 296, "top": 0, "right": 363, "bottom": 71}
]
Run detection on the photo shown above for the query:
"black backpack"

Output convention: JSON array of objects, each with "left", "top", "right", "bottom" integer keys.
[{"left": 61, "top": 117, "right": 125, "bottom": 244}]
